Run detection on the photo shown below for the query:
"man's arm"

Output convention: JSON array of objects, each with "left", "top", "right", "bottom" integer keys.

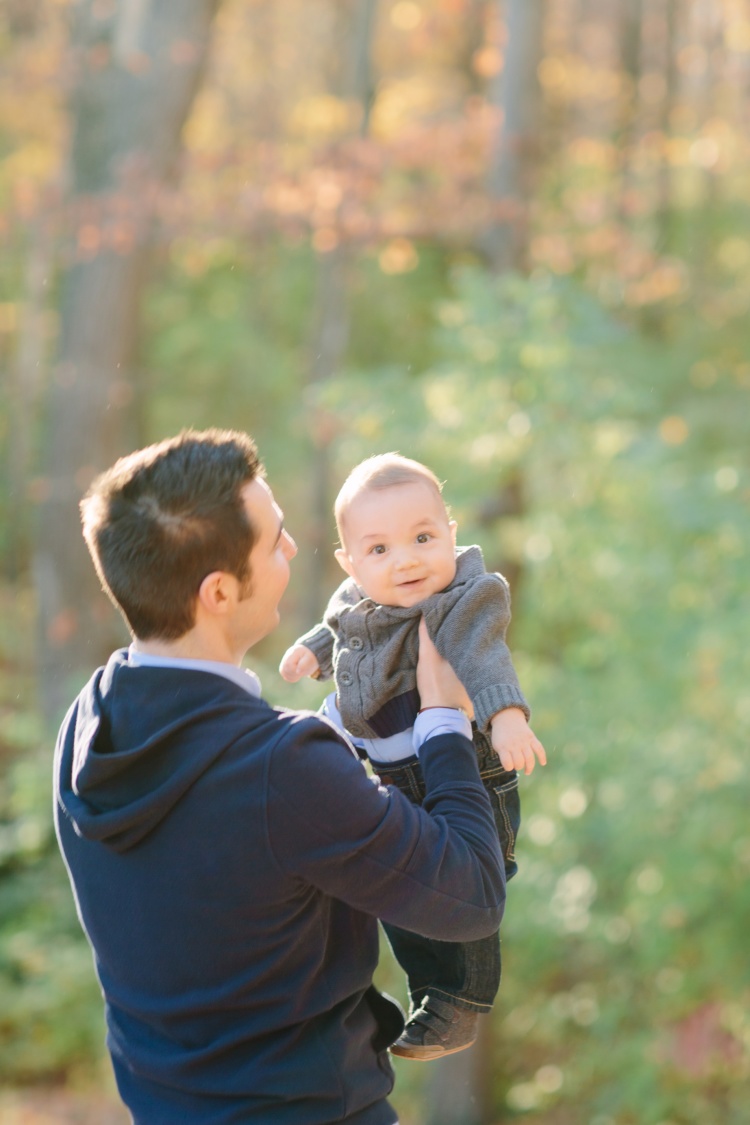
[
  {"left": 265, "top": 718, "right": 505, "bottom": 942},
  {"left": 267, "top": 618, "right": 505, "bottom": 941}
]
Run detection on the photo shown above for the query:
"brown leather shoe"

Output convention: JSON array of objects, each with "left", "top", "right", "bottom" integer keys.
[{"left": 389, "top": 996, "right": 479, "bottom": 1061}]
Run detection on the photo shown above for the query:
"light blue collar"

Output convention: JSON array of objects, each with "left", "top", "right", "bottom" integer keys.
[{"left": 128, "top": 646, "right": 262, "bottom": 698}]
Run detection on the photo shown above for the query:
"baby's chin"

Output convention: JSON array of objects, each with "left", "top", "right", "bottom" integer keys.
[{"left": 387, "top": 580, "right": 446, "bottom": 608}]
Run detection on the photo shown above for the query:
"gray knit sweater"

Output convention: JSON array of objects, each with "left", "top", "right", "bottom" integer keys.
[{"left": 296, "top": 545, "right": 530, "bottom": 741}]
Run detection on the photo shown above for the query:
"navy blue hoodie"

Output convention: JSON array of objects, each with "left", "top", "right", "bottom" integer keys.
[{"left": 54, "top": 650, "right": 505, "bottom": 1124}]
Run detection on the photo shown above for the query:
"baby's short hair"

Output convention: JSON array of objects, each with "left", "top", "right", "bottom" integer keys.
[{"left": 335, "top": 453, "right": 444, "bottom": 545}]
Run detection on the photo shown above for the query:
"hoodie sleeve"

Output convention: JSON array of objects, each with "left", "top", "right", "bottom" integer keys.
[
  {"left": 426, "top": 572, "right": 530, "bottom": 731},
  {"left": 265, "top": 716, "right": 505, "bottom": 941}
]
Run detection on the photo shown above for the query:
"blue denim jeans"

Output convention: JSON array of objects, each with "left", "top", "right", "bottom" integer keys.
[{"left": 371, "top": 726, "right": 520, "bottom": 1014}]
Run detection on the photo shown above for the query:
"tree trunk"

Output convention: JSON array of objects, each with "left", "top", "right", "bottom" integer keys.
[
  {"left": 303, "top": 0, "right": 377, "bottom": 622},
  {"left": 6, "top": 221, "right": 50, "bottom": 582},
  {"left": 655, "top": 0, "right": 680, "bottom": 253},
  {"left": 691, "top": 3, "right": 723, "bottom": 298},
  {"left": 424, "top": 1028, "right": 484, "bottom": 1125},
  {"left": 423, "top": 1013, "right": 503, "bottom": 1125},
  {"left": 615, "top": 0, "right": 643, "bottom": 227},
  {"left": 33, "top": 0, "right": 221, "bottom": 726},
  {"left": 306, "top": 246, "right": 353, "bottom": 621},
  {"left": 426, "top": 8, "right": 544, "bottom": 1124},
  {"left": 482, "top": 0, "right": 545, "bottom": 273}
]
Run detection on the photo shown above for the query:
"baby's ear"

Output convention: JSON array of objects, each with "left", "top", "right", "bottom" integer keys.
[
  {"left": 334, "top": 548, "right": 356, "bottom": 578},
  {"left": 449, "top": 519, "right": 458, "bottom": 547}
]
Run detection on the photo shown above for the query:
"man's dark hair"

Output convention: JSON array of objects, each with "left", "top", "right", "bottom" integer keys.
[{"left": 80, "top": 429, "right": 264, "bottom": 640}]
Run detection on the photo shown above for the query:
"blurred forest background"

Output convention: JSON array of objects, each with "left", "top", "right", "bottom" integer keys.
[{"left": 0, "top": 0, "right": 748, "bottom": 1122}]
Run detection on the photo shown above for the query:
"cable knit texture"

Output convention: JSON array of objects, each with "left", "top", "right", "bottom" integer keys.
[{"left": 296, "top": 545, "right": 530, "bottom": 739}]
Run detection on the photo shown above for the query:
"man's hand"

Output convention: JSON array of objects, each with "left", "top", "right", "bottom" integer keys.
[
  {"left": 416, "top": 619, "right": 474, "bottom": 716},
  {"left": 279, "top": 644, "right": 320, "bottom": 683},
  {"left": 490, "top": 707, "right": 547, "bottom": 776}
]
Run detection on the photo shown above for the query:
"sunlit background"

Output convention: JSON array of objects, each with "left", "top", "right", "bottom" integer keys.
[{"left": 1, "top": 1, "right": 748, "bottom": 1122}]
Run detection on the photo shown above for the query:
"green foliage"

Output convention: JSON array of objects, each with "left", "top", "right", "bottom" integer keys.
[
  {"left": 144, "top": 239, "right": 312, "bottom": 439},
  {"left": 2, "top": 2, "right": 749, "bottom": 1116},
  {"left": 0, "top": 750, "right": 108, "bottom": 1084},
  {"left": 315, "top": 269, "right": 750, "bottom": 1122},
  {"left": 0, "top": 592, "right": 108, "bottom": 1083},
  {"left": 2, "top": 254, "right": 748, "bottom": 1120}
]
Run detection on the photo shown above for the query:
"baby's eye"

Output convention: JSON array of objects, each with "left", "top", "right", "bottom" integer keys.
[
  {"left": 370, "top": 544, "right": 387, "bottom": 555},
  {"left": 416, "top": 533, "right": 432, "bottom": 544}
]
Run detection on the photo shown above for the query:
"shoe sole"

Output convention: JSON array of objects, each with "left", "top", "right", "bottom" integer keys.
[{"left": 389, "top": 1037, "right": 477, "bottom": 1061}]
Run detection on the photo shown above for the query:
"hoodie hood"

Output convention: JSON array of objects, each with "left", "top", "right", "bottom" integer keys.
[{"left": 55, "top": 650, "right": 264, "bottom": 853}]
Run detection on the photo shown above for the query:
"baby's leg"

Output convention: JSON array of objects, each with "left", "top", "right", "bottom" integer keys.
[
  {"left": 474, "top": 725, "right": 521, "bottom": 881},
  {"left": 384, "top": 923, "right": 500, "bottom": 1061},
  {"left": 373, "top": 751, "right": 501, "bottom": 1059},
  {"left": 383, "top": 923, "right": 500, "bottom": 1014}
]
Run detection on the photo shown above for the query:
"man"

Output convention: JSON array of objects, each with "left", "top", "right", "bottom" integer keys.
[{"left": 54, "top": 429, "right": 506, "bottom": 1124}]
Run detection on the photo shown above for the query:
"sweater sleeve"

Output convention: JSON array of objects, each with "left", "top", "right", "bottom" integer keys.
[
  {"left": 293, "top": 579, "right": 364, "bottom": 682},
  {"left": 426, "top": 573, "right": 530, "bottom": 731},
  {"left": 294, "top": 623, "right": 335, "bottom": 680},
  {"left": 266, "top": 715, "right": 505, "bottom": 942}
]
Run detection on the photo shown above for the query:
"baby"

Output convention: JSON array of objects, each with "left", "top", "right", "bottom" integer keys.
[{"left": 280, "top": 453, "right": 546, "bottom": 1059}]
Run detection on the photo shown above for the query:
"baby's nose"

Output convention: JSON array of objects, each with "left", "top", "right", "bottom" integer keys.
[{"left": 394, "top": 548, "right": 417, "bottom": 569}]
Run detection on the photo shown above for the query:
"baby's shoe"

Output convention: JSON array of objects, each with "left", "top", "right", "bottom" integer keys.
[{"left": 389, "top": 995, "right": 478, "bottom": 1061}]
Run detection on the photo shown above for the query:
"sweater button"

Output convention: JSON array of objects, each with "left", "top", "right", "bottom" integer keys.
[
  {"left": 339, "top": 671, "right": 353, "bottom": 686},
  {"left": 350, "top": 636, "right": 363, "bottom": 650}
]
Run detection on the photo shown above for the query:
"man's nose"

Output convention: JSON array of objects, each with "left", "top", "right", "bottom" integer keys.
[{"left": 283, "top": 530, "right": 298, "bottom": 558}]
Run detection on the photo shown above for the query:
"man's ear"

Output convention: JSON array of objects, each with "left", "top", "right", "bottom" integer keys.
[
  {"left": 334, "top": 548, "right": 356, "bottom": 579},
  {"left": 197, "top": 571, "right": 237, "bottom": 616},
  {"left": 449, "top": 519, "right": 458, "bottom": 547}
]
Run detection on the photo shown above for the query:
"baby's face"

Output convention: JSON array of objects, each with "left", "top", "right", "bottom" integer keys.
[{"left": 335, "top": 482, "right": 457, "bottom": 608}]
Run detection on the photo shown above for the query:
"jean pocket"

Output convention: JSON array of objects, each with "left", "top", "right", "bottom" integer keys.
[{"left": 491, "top": 772, "right": 521, "bottom": 881}]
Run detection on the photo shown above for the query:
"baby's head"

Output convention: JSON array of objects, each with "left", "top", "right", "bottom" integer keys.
[{"left": 334, "top": 454, "right": 457, "bottom": 608}]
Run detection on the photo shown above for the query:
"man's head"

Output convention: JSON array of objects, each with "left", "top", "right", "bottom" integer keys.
[
  {"left": 81, "top": 429, "right": 294, "bottom": 644},
  {"left": 334, "top": 453, "right": 458, "bottom": 608}
]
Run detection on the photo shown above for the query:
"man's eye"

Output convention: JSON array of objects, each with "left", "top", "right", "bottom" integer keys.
[
  {"left": 371, "top": 544, "right": 386, "bottom": 555},
  {"left": 416, "top": 533, "right": 431, "bottom": 543}
]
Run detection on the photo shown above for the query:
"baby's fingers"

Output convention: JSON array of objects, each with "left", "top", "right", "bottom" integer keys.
[
  {"left": 279, "top": 659, "right": 300, "bottom": 683},
  {"left": 279, "top": 649, "right": 305, "bottom": 682},
  {"left": 519, "top": 743, "right": 537, "bottom": 776},
  {"left": 532, "top": 735, "right": 547, "bottom": 767},
  {"left": 498, "top": 743, "right": 527, "bottom": 775},
  {"left": 506, "top": 740, "right": 537, "bottom": 776}
]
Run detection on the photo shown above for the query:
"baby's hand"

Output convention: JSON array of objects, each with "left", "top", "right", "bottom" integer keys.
[
  {"left": 279, "top": 644, "right": 320, "bottom": 683},
  {"left": 490, "top": 707, "right": 547, "bottom": 776}
]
